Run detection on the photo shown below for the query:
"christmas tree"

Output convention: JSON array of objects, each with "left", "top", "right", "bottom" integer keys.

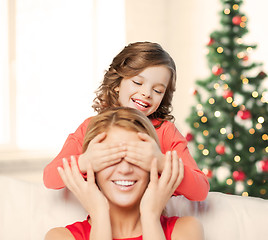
[{"left": 186, "top": 0, "right": 268, "bottom": 198}]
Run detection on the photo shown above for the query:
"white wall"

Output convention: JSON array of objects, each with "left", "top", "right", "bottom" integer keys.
[{"left": 125, "top": 0, "right": 268, "bottom": 134}]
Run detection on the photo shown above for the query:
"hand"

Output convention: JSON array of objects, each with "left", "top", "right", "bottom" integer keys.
[
  {"left": 124, "top": 132, "right": 165, "bottom": 173},
  {"left": 140, "top": 151, "right": 184, "bottom": 219},
  {"left": 78, "top": 132, "right": 127, "bottom": 173},
  {"left": 58, "top": 156, "right": 109, "bottom": 217}
]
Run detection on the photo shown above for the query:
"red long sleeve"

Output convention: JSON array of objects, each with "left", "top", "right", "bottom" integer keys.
[
  {"left": 152, "top": 119, "right": 210, "bottom": 201},
  {"left": 43, "top": 118, "right": 91, "bottom": 189},
  {"left": 43, "top": 118, "right": 210, "bottom": 201}
]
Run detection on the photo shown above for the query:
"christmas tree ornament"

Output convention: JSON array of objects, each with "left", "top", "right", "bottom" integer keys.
[
  {"left": 185, "top": 132, "right": 194, "bottom": 142},
  {"left": 215, "top": 144, "right": 225, "bottom": 155},
  {"left": 207, "top": 37, "right": 215, "bottom": 46},
  {"left": 260, "top": 159, "right": 268, "bottom": 172},
  {"left": 233, "top": 170, "right": 246, "bottom": 181},
  {"left": 237, "top": 109, "right": 251, "bottom": 120},
  {"left": 257, "top": 71, "right": 267, "bottom": 79},
  {"left": 202, "top": 168, "right": 213, "bottom": 178},
  {"left": 212, "top": 65, "right": 224, "bottom": 75},
  {"left": 223, "top": 90, "right": 233, "bottom": 99},
  {"left": 232, "top": 15, "right": 242, "bottom": 25}
]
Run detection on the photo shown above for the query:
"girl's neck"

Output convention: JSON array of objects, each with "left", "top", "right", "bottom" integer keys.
[{"left": 109, "top": 204, "right": 142, "bottom": 239}]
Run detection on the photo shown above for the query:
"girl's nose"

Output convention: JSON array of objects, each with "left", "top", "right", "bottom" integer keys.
[
  {"left": 116, "top": 160, "right": 134, "bottom": 174},
  {"left": 141, "top": 86, "right": 151, "bottom": 98}
]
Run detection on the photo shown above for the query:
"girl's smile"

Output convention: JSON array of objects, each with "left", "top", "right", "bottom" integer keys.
[{"left": 115, "top": 66, "right": 171, "bottom": 116}]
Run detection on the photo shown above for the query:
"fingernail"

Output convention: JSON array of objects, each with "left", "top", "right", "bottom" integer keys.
[{"left": 57, "top": 167, "right": 62, "bottom": 172}]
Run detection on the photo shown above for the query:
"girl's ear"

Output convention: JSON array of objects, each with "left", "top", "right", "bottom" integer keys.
[{"left": 114, "top": 86, "right": 119, "bottom": 93}]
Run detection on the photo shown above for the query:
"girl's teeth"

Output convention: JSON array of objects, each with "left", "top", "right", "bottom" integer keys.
[{"left": 135, "top": 100, "right": 148, "bottom": 107}]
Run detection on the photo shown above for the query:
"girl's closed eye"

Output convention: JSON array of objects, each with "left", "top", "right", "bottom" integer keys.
[
  {"left": 153, "top": 88, "right": 164, "bottom": 94},
  {"left": 132, "top": 80, "right": 142, "bottom": 85}
]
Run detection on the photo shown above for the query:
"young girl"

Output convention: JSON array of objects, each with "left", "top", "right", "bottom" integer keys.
[
  {"left": 43, "top": 42, "right": 209, "bottom": 201},
  {"left": 45, "top": 107, "right": 204, "bottom": 240}
]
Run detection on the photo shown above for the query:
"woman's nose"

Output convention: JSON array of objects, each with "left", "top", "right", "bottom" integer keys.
[{"left": 116, "top": 160, "right": 134, "bottom": 174}]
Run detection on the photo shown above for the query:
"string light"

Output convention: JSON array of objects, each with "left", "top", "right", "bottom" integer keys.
[
  {"left": 220, "top": 128, "right": 226, "bottom": 134},
  {"left": 249, "top": 128, "right": 255, "bottom": 134},
  {"left": 232, "top": 101, "right": 238, "bottom": 107},
  {"left": 266, "top": 147, "right": 268, "bottom": 153},
  {"left": 241, "top": 16, "right": 247, "bottom": 22},
  {"left": 237, "top": 52, "right": 245, "bottom": 59},
  {"left": 224, "top": 8, "right": 230, "bottom": 14},
  {"left": 247, "top": 47, "right": 253, "bottom": 52},
  {"left": 262, "top": 134, "right": 268, "bottom": 141},
  {"left": 201, "top": 116, "right": 208, "bottom": 123},
  {"left": 226, "top": 179, "right": 233, "bottom": 185},
  {"left": 258, "top": 116, "right": 264, "bottom": 124},
  {"left": 236, "top": 38, "right": 243, "bottom": 44},
  {"left": 234, "top": 155, "right": 241, "bottom": 162},
  {"left": 198, "top": 144, "right": 204, "bottom": 150},
  {"left": 242, "top": 192, "right": 249, "bottom": 197},
  {"left": 227, "top": 133, "right": 234, "bottom": 139},
  {"left": 197, "top": 110, "right": 204, "bottom": 116},
  {"left": 226, "top": 97, "right": 233, "bottom": 103},
  {"left": 247, "top": 179, "right": 253, "bottom": 186},
  {"left": 203, "top": 130, "right": 209, "bottom": 136},
  {"left": 260, "top": 189, "right": 267, "bottom": 195},
  {"left": 249, "top": 147, "right": 255, "bottom": 153},
  {"left": 196, "top": 104, "right": 203, "bottom": 110},
  {"left": 194, "top": 122, "right": 199, "bottom": 128},
  {"left": 217, "top": 47, "right": 224, "bottom": 53},
  {"left": 214, "top": 83, "right": 220, "bottom": 89},
  {"left": 220, "top": 74, "right": 226, "bottom": 80},
  {"left": 202, "top": 149, "right": 209, "bottom": 155},
  {"left": 242, "top": 78, "right": 249, "bottom": 84},
  {"left": 209, "top": 98, "right": 215, "bottom": 104},
  {"left": 214, "top": 111, "right": 221, "bottom": 117},
  {"left": 240, "top": 22, "right": 246, "bottom": 28},
  {"left": 223, "top": 84, "right": 229, "bottom": 89},
  {"left": 256, "top": 123, "right": 262, "bottom": 129},
  {"left": 233, "top": 4, "right": 239, "bottom": 10},
  {"left": 252, "top": 91, "right": 258, "bottom": 98}
]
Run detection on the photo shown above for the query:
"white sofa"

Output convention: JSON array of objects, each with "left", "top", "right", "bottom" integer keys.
[{"left": 0, "top": 175, "right": 268, "bottom": 240}]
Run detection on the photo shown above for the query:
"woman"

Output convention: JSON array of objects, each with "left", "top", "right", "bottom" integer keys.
[{"left": 45, "top": 107, "right": 204, "bottom": 240}]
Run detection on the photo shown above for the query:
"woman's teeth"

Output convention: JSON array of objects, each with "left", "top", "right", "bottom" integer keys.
[{"left": 113, "top": 180, "right": 135, "bottom": 186}]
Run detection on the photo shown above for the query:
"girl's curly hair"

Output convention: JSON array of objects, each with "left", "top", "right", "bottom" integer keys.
[{"left": 92, "top": 42, "right": 177, "bottom": 126}]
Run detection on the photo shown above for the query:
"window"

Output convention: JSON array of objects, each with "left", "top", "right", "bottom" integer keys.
[{"left": 0, "top": 0, "right": 125, "bottom": 160}]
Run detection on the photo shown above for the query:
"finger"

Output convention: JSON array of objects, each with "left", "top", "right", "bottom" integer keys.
[
  {"left": 86, "top": 162, "right": 96, "bottom": 185},
  {"left": 175, "top": 158, "right": 184, "bottom": 187},
  {"left": 169, "top": 151, "right": 180, "bottom": 188},
  {"left": 137, "top": 132, "right": 154, "bottom": 142},
  {"left": 90, "top": 132, "right": 107, "bottom": 144},
  {"left": 70, "top": 156, "right": 85, "bottom": 183},
  {"left": 59, "top": 158, "right": 77, "bottom": 190},
  {"left": 150, "top": 158, "right": 158, "bottom": 184},
  {"left": 159, "top": 151, "right": 172, "bottom": 183}
]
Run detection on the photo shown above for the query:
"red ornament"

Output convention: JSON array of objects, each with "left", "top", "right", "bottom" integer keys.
[
  {"left": 237, "top": 109, "right": 251, "bottom": 120},
  {"left": 243, "top": 56, "right": 249, "bottom": 61},
  {"left": 260, "top": 158, "right": 268, "bottom": 172},
  {"left": 189, "top": 88, "right": 198, "bottom": 95},
  {"left": 215, "top": 144, "right": 225, "bottom": 155},
  {"left": 185, "top": 133, "right": 194, "bottom": 142},
  {"left": 232, "top": 16, "right": 242, "bottom": 25},
  {"left": 223, "top": 90, "right": 233, "bottom": 99},
  {"left": 233, "top": 170, "right": 246, "bottom": 181},
  {"left": 257, "top": 71, "right": 267, "bottom": 79},
  {"left": 202, "top": 168, "right": 213, "bottom": 178},
  {"left": 207, "top": 37, "right": 215, "bottom": 46},
  {"left": 212, "top": 66, "right": 223, "bottom": 76}
]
